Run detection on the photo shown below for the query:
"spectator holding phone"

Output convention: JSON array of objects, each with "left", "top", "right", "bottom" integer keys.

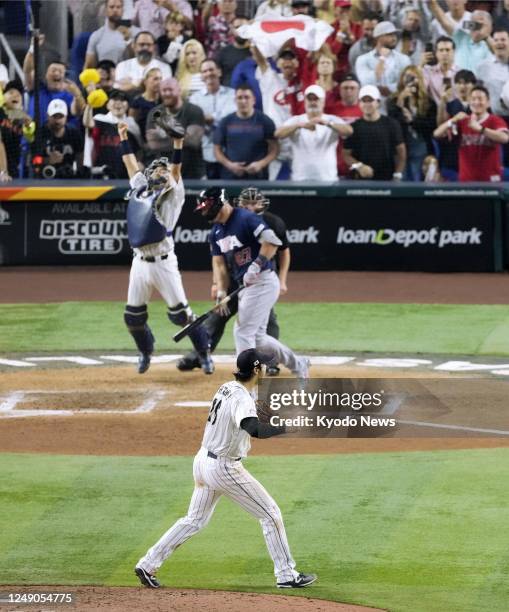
[
  {"left": 387, "top": 66, "right": 436, "bottom": 181},
  {"left": 428, "top": 0, "right": 492, "bottom": 74},
  {"left": 433, "top": 85, "right": 509, "bottom": 182},
  {"left": 422, "top": 35, "right": 459, "bottom": 106},
  {"left": 430, "top": 0, "right": 471, "bottom": 43}
]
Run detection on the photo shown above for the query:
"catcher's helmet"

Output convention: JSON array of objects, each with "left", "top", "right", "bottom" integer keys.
[
  {"left": 236, "top": 186, "right": 269, "bottom": 213},
  {"left": 144, "top": 157, "right": 171, "bottom": 189},
  {"left": 195, "top": 187, "right": 228, "bottom": 221}
]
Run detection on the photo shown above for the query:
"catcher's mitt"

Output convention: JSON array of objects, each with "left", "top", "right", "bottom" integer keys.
[{"left": 153, "top": 109, "right": 185, "bottom": 138}]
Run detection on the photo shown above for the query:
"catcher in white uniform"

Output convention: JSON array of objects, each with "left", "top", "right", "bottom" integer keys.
[
  {"left": 118, "top": 115, "right": 213, "bottom": 375},
  {"left": 134, "top": 348, "right": 317, "bottom": 589}
]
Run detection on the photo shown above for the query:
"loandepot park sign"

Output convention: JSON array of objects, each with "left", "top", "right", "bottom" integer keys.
[{"left": 337, "top": 227, "right": 483, "bottom": 248}]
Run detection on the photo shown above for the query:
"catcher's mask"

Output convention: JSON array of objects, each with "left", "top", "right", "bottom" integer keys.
[
  {"left": 144, "top": 157, "right": 171, "bottom": 190},
  {"left": 236, "top": 186, "right": 270, "bottom": 214},
  {"left": 195, "top": 186, "right": 228, "bottom": 222}
]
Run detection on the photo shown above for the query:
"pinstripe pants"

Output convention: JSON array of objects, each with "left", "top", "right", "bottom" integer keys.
[{"left": 137, "top": 447, "right": 298, "bottom": 583}]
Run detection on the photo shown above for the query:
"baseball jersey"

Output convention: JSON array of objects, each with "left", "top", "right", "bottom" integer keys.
[
  {"left": 201, "top": 381, "right": 257, "bottom": 458},
  {"left": 457, "top": 114, "right": 508, "bottom": 182},
  {"left": 129, "top": 171, "right": 185, "bottom": 257},
  {"left": 210, "top": 207, "right": 274, "bottom": 281}
]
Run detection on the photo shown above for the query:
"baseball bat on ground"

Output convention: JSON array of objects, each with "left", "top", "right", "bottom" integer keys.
[{"left": 173, "top": 285, "right": 244, "bottom": 343}]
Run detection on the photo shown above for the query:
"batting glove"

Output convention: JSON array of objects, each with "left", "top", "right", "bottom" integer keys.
[{"left": 243, "top": 261, "right": 261, "bottom": 287}]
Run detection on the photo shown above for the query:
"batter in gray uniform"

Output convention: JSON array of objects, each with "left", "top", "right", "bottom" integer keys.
[
  {"left": 195, "top": 187, "right": 309, "bottom": 378},
  {"left": 134, "top": 348, "right": 317, "bottom": 589}
]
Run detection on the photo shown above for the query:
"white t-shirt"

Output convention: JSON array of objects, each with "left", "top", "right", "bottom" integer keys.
[
  {"left": 201, "top": 381, "right": 257, "bottom": 459},
  {"left": 129, "top": 170, "right": 185, "bottom": 256},
  {"left": 115, "top": 57, "right": 172, "bottom": 89},
  {"left": 282, "top": 114, "right": 345, "bottom": 181}
]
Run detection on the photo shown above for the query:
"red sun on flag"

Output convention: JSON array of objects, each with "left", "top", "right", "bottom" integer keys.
[{"left": 261, "top": 21, "right": 306, "bottom": 33}]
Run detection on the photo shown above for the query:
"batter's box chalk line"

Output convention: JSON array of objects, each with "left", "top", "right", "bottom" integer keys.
[{"left": 0, "top": 389, "right": 167, "bottom": 419}]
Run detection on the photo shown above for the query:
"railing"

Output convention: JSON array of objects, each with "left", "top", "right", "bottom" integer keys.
[{"left": 0, "top": 33, "right": 24, "bottom": 83}]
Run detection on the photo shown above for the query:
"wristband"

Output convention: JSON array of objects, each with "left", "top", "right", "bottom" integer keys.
[
  {"left": 350, "top": 162, "right": 362, "bottom": 171},
  {"left": 254, "top": 254, "right": 268, "bottom": 268},
  {"left": 120, "top": 140, "right": 132, "bottom": 156},
  {"left": 172, "top": 148, "right": 182, "bottom": 164},
  {"left": 392, "top": 172, "right": 403, "bottom": 180}
]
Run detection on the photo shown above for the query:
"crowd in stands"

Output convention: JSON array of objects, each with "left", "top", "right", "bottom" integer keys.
[{"left": 1, "top": 0, "right": 509, "bottom": 183}]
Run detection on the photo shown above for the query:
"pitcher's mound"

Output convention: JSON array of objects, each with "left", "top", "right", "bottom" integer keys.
[{"left": 4, "top": 586, "right": 385, "bottom": 611}]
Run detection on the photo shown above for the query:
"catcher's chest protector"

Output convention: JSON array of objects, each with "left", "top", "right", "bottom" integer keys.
[{"left": 127, "top": 188, "right": 167, "bottom": 248}]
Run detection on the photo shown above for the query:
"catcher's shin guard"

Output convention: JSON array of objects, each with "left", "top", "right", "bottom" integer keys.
[{"left": 124, "top": 305, "right": 155, "bottom": 355}]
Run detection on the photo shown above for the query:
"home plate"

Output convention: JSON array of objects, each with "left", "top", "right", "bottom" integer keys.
[{"left": 175, "top": 401, "right": 210, "bottom": 407}]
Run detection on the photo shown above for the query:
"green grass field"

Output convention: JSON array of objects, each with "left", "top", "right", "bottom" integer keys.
[
  {"left": 0, "top": 449, "right": 508, "bottom": 612},
  {"left": 2, "top": 299, "right": 508, "bottom": 611},
  {"left": 2, "top": 300, "right": 509, "bottom": 355}
]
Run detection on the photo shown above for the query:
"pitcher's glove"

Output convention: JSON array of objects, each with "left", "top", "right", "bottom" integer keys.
[
  {"left": 256, "top": 400, "right": 274, "bottom": 424},
  {"left": 153, "top": 110, "right": 185, "bottom": 138}
]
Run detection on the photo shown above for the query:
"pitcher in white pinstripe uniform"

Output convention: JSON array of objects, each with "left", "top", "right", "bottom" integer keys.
[{"left": 134, "top": 348, "right": 317, "bottom": 590}]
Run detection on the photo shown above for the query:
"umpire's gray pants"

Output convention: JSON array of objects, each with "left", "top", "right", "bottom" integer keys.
[{"left": 234, "top": 270, "right": 301, "bottom": 373}]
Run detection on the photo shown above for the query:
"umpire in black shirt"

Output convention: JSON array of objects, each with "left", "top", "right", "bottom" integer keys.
[
  {"left": 177, "top": 186, "right": 290, "bottom": 376},
  {"left": 343, "top": 85, "right": 406, "bottom": 181}
]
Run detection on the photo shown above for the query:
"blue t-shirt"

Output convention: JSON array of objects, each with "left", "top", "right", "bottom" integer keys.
[
  {"left": 209, "top": 207, "right": 274, "bottom": 281},
  {"left": 213, "top": 110, "right": 275, "bottom": 180}
]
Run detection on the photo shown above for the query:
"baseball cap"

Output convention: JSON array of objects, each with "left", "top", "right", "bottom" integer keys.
[
  {"left": 304, "top": 84, "right": 325, "bottom": 100},
  {"left": 359, "top": 85, "right": 381, "bottom": 100},
  {"left": 108, "top": 89, "right": 128, "bottom": 101},
  {"left": 278, "top": 48, "right": 297, "bottom": 59},
  {"left": 47, "top": 99, "right": 68, "bottom": 116},
  {"left": 334, "top": 0, "right": 352, "bottom": 7},
  {"left": 340, "top": 72, "right": 359, "bottom": 84},
  {"left": 235, "top": 349, "right": 275, "bottom": 376},
  {"left": 373, "top": 21, "right": 400, "bottom": 38},
  {"left": 291, "top": 0, "right": 311, "bottom": 5}
]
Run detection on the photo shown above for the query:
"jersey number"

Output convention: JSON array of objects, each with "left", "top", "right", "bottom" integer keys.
[{"left": 207, "top": 398, "right": 222, "bottom": 425}]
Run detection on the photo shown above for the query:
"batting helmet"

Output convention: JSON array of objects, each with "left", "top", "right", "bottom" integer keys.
[
  {"left": 144, "top": 157, "right": 171, "bottom": 189},
  {"left": 236, "top": 186, "right": 270, "bottom": 213},
  {"left": 195, "top": 187, "right": 228, "bottom": 221}
]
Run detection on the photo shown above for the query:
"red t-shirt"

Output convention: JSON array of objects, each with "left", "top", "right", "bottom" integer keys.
[
  {"left": 457, "top": 114, "right": 508, "bottom": 181},
  {"left": 335, "top": 102, "right": 363, "bottom": 176}
]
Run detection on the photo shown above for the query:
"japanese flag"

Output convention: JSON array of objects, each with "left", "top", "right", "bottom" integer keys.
[{"left": 237, "top": 16, "right": 333, "bottom": 58}]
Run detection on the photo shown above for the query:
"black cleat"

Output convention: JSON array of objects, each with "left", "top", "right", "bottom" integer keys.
[
  {"left": 176, "top": 356, "right": 201, "bottom": 371},
  {"left": 199, "top": 351, "right": 215, "bottom": 375},
  {"left": 277, "top": 573, "right": 317, "bottom": 588},
  {"left": 266, "top": 365, "right": 280, "bottom": 377},
  {"left": 135, "top": 566, "right": 160, "bottom": 588},
  {"left": 137, "top": 353, "right": 151, "bottom": 374}
]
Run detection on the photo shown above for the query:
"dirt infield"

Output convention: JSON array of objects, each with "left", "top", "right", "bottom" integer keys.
[{"left": 2, "top": 267, "right": 509, "bottom": 304}]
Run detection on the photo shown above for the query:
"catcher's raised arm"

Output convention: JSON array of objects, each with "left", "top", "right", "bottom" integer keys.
[{"left": 152, "top": 109, "right": 186, "bottom": 184}]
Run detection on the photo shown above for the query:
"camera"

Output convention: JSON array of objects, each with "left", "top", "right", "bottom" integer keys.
[
  {"left": 41, "top": 164, "right": 76, "bottom": 179},
  {"left": 463, "top": 20, "right": 482, "bottom": 31}
]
